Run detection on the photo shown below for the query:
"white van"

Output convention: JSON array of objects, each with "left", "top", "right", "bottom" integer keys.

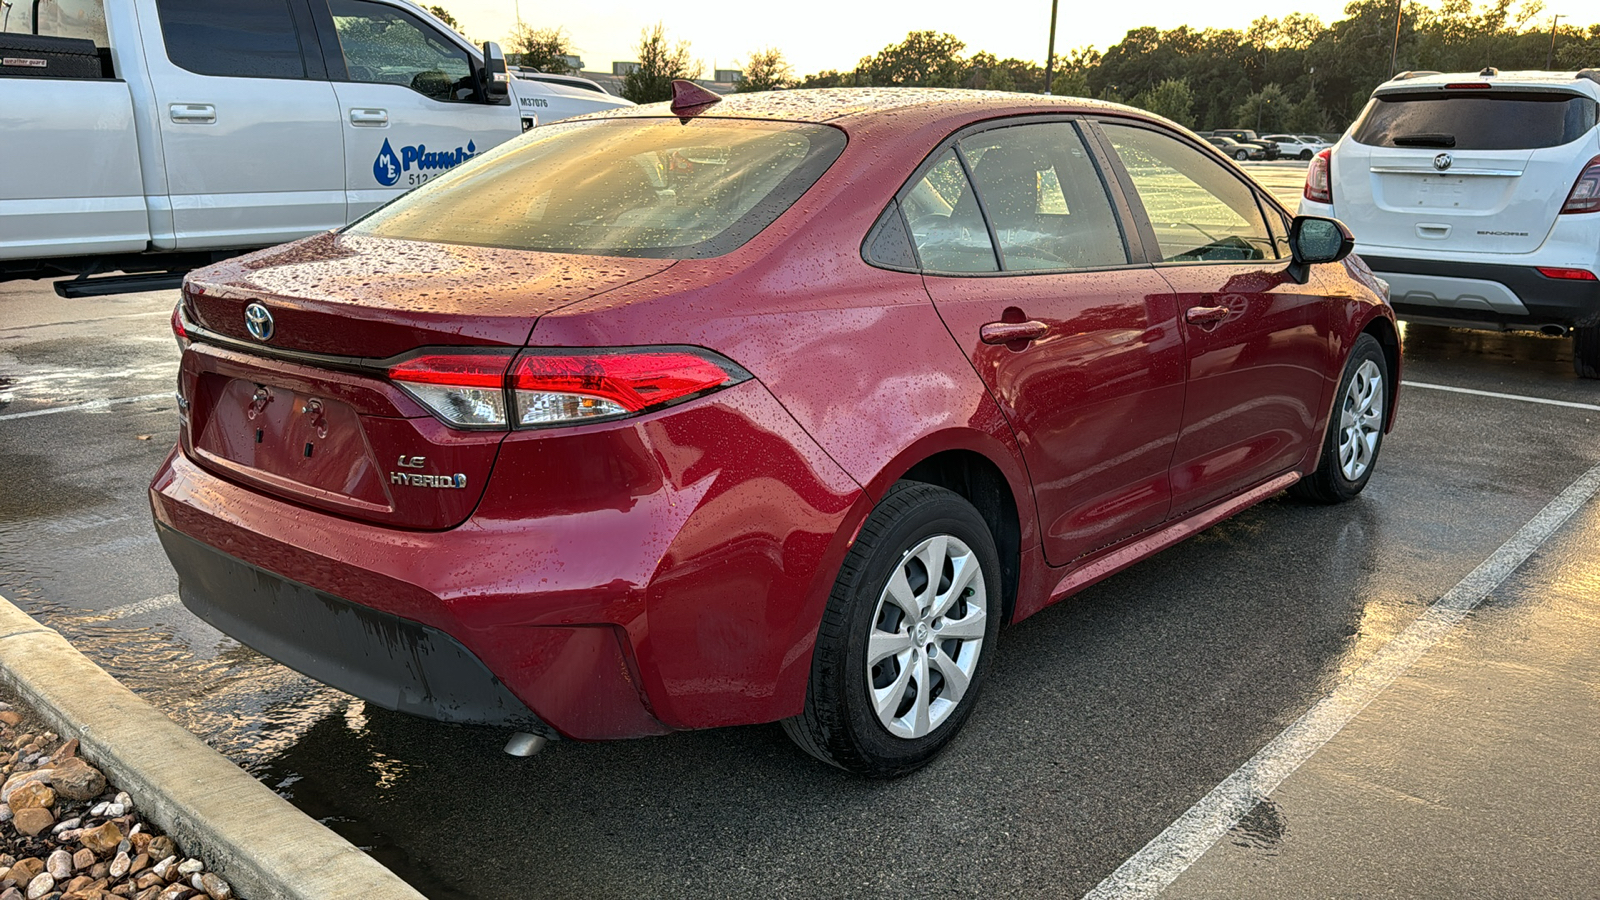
[
  {"left": 0, "top": 0, "right": 631, "bottom": 296},
  {"left": 1298, "top": 69, "right": 1600, "bottom": 377}
]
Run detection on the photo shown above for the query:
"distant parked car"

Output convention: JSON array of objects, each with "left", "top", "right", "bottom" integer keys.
[
  {"left": 1206, "top": 135, "right": 1264, "bottom": 161},
  {"left": 1263, "top": 134, "right": 1323, "bottom": 160},
  {"left": 1300, "top": 68, "right": 1600, "bottom": 377},
  {"left": 1211, "top": 129, "right": 1281, "bottom": 160},
  {"left": 507, "top": 66, "right": 625, "bottom": 98}
]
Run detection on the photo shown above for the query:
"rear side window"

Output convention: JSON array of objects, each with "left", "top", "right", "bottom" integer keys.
[
  {"left": 903, "top": 150, "right": 998, "bottom": 273},
  {"left": 1352, "top": 91, "right": 1598, "bottom": 150},
  {"left": 350, "top": 119, "right": 847, "bottom": 259},
  {"left": 958, "top": 123, "right": 1128, "bottom": 271},
  {"left": 155, "top": 0, "right": 306, "bottom": 79}
]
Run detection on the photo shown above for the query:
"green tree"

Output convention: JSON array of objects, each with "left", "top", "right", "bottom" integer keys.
[
  {"left": 622, "top": 22, "right": 703, "bottom": 104},
  {"left": 507, "top": 25, "right": 575, "bottom": 73},
  {"left": 735, "top": 47, "right": 793, "bottom": 92},
  {"left": 1234, "top": 83, "right": 1289, "bottom": 131},
  {"left": 795, "top": 69, "right": 856, "bottom": 88},
  {"left": 858, "top": 31, "right": 967, "bottom": 87},
  {"left": 1131, "top": 78, "right": 1196, "bottom": 127}
]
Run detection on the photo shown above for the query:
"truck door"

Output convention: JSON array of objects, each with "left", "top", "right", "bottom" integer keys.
[
  {"left": 308, "top": 0, "right": 519, "bottom": 219},
  {"left": 139, "top": 0, "right": 345, "bottom": 249}
]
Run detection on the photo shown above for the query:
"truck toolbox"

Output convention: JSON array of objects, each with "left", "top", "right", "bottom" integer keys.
[{"left": 0, "top": 34, "right": 103, "bottom": 79}]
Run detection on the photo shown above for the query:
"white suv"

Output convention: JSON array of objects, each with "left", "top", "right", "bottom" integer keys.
[{"left": 1298, "top": 68, "right": 1600, "bottom": 376}]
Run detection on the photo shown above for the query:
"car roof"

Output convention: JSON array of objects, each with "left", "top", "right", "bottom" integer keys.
[
  {"left": 1376, "top": 70, "right": 1600, "bottom": 100},
  {"left": 586, "top": 87, "right": 1143, "bottom": 126}
]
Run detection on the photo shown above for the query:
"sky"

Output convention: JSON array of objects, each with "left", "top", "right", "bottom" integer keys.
[{"left": 440, "top": 0, "right": 1372, "bottom": 77}]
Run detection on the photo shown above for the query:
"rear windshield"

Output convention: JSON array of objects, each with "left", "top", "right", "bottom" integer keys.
[
  {"left": 348, "top": 118, "right": 847, "bottom": 258},
  {"left": 1352, "top": 91, "right": 1598, "bottom": 150}
]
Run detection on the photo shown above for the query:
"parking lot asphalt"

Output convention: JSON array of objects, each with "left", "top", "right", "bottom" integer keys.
[{"left": 4, "top": 169, "right": 1600, "bottom": 897}]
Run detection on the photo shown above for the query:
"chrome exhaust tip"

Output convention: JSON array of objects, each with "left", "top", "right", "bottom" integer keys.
[
  {"left": 1540, "top": 324, "right": 1570, "bottom": 337},
  {"left": 504, "top": 732, "right": 548, "bottom": 757}
]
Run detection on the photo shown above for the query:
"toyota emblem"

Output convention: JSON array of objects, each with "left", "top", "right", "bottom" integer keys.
[
  {"left": 1433, "top": 153, "right": 1453, "bottom": 171},
  {"left": 244, "top": 303, "right": 274, "bottom": 342}
]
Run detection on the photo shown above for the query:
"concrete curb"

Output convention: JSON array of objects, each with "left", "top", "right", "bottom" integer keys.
[{"left": 0, "top": 595, "right": 425, "bottom": 900}]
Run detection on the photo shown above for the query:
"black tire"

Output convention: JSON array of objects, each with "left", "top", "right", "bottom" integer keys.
[
  {"left": 1235, "top": 149, "right": 1250, "bottom": 161},
  {"left": 1574, "top": 326, "right": 1600, "bottom": 379},
  {"left": 1291, "top": 333, "right": 1389, "bottom": 504},
  {"left": 1299, "top": 149, "right": 1314, "bottom": 160},
  {"left": 782, "top": 482, "right": 1002, "bottom": 778}
]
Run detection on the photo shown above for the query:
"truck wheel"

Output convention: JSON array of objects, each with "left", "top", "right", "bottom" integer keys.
[
  {"left": 1292, "top": 334, "right": 1388, "bottom": 504},
  {"left": 782, "top": 482, "right": 1001, "bottom": 778},
  {"left": 1575, "top": 326, "right": 1600, "bottom": 379}
]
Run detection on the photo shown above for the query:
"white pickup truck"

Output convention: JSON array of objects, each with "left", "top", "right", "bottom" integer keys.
[{"left": 1, "top": 0, "right": 631, "bottom": 296}]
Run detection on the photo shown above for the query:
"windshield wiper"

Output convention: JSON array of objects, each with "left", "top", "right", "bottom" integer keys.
[{"left": 1393, "top": 133, "right": 1457, "bottom": 147}]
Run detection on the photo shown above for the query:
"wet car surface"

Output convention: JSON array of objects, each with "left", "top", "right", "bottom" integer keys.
[{"left": 4, "top": 169, "right": 1600, "bottom": 898}]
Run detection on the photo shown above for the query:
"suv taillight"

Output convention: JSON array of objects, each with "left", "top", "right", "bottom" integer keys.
[
  {"left": 1560, "top": 155, "right": 1600, "bottom": 215},
  {"left": 388, "top": 348, "right": 749, "bottom": 430},
  {"left": 1304, "top": 148, "right": 1332, "bottom": 204}
]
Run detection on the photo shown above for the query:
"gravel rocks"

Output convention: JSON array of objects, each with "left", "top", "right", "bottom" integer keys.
[{"left": 0, "top": 696, "right": 240, "bottom": 900}]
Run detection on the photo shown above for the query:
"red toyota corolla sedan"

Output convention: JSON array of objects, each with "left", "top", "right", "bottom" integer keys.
[{"left": 152, "top": 85, "right": 1398, "bottom": 777}]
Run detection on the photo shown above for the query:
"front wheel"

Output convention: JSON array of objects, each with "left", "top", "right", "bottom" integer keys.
[
  {"left": 1574, "top": 325, "right": 1600, "bottom": 379},
  {"left": 783, "top": 482, "right": 1002, "bottom": 778},
  {"left": 1291, "top": 333, "right": 1389, "bottom": 504},
  {"left": 1299, "top": 149, "right": 1314, "bottom": 160},
  {"left": 1235, "top": 149, "right": 1250, "bottom": 161}
]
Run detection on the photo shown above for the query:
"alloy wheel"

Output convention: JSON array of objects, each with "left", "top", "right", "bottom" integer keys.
[
  {"left": 865, "top": 534, "right": 987, "bottom": 739},
  {"left": 1338, "top": 359, "right": 1383, "bottom": 481}
]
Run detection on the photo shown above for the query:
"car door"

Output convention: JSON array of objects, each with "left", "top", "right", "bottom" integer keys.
[
  {"left": 141, "top": 0, "right": 344, "bottom": 249},
  {"left": 308, "top": 0, "right": 519, "bottom": 219},
  {"left": 909, "top": 120, "right": 1187, "bottom": 567},
  {"left": 1094, "top": 120, "right": 1333, "bottom": 517}
]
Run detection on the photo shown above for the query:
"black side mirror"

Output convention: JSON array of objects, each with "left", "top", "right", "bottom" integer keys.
[
  {"left": 1286, "top": 215, "right": 1354, "bottom": 284},
  {"left": 481, "top": 41, "right": 509, "bottom": 103}
]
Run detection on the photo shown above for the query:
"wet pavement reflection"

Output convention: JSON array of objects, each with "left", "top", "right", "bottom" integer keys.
[{"left": 2, "top": 277, "right": 1598, "bottom": 898}]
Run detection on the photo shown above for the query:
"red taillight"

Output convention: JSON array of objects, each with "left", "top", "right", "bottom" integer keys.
[
  {"left": 1444, "top": 82, "right": 1492, "bottom": 90},
  {"left": 388, "top": 353, "right": 514, "bottom": 428},
  {"left": 170, "top": 303, "right": 189, "bottom": 348},
  {"left": 385, "top": 348, "right": 748, "bottom": 430},
  {"left": 1304, "top": 148, "right": 1332, "bottom": 204},
  {"left": 1536, "top": 266, "right": 1598, "bottom": 281},
  {"left": 510, "top": 349, "right": 744, "bottom": 428},
  {"left": 1559, "top": 156, "right": 1600, "bottom": 215}
]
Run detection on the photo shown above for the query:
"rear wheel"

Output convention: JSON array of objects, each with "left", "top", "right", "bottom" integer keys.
[
  {"left": 783, "top": 482, "right": 1001, "bottom": 778},
  {"left": 1291, "top": 333, "right": 1388, "bottom": 504},
  {"left": 1574, "top": 326, "right": 1600, "bottom": 379}
]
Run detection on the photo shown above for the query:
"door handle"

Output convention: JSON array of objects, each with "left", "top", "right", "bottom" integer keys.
[
  {"left": 349, "top": 108, "right": 389, "bottom": 126},
  {"left": 1185, "top": 305, "right": 1230, "bottom": 327},
  {"left": 169, "top": 103, "right": 215, "bottom": 124},
  {"left": 980, "top": 320, "right": 1049, "bottom": 345}
]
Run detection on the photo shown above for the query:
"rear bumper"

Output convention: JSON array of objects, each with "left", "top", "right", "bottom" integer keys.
[
  {"left": 158, "top": 524, "right": 556, "bottom": 735},
  {"left": 1362, "top": 255, "right": 1600, "bottom": 328}
]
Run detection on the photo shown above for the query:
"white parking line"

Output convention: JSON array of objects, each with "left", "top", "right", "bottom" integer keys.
[
  {"left": 1082, "top": 458, "right": 1600, "bottom": 900},
  {"left": 0, "top": 392, "right": 170, "bottom": 423},
  {"left": 1403, "top": 380, "right": 1600, "bottom": 412},
  {"left": 0, "top": 310, "right": 170, "bottom": 333},
  {"left": 97, "top": 592, "right": 180, "bottom": 620}
]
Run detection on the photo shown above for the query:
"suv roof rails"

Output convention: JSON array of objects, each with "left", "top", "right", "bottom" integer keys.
[
  {"left": 1479, "top": 67, "right": 1499, "bottom": 76},
  {"left": 1391, "top": 71, "right": 1441, "bottom": 80},
  {"left": 1579, "top": 69, "right": 1600, "bottom": 85}
]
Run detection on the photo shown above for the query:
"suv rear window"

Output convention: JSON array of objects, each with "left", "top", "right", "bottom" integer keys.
[
  {"left": 349, "top": 118, "right": 846, "bottom": 258},
  {"left": 1352, "top": 90, "right": 1598, "bottom": 150}
]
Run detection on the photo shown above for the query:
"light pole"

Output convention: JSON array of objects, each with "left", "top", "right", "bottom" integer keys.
[
  {"left": 1389, "top": 0, "right": 1404, "bottom": 76},
  {"left": 1043, "top": 0, "right": 1060, "bottom": 94},
  {"left": 1547, "top": 15, "right": 1563, "bottom": 69}
]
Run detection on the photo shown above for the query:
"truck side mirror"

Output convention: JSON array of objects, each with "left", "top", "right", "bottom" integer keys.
[{"left": 481, "top": 41, "right": 509, "bottom": 103}]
